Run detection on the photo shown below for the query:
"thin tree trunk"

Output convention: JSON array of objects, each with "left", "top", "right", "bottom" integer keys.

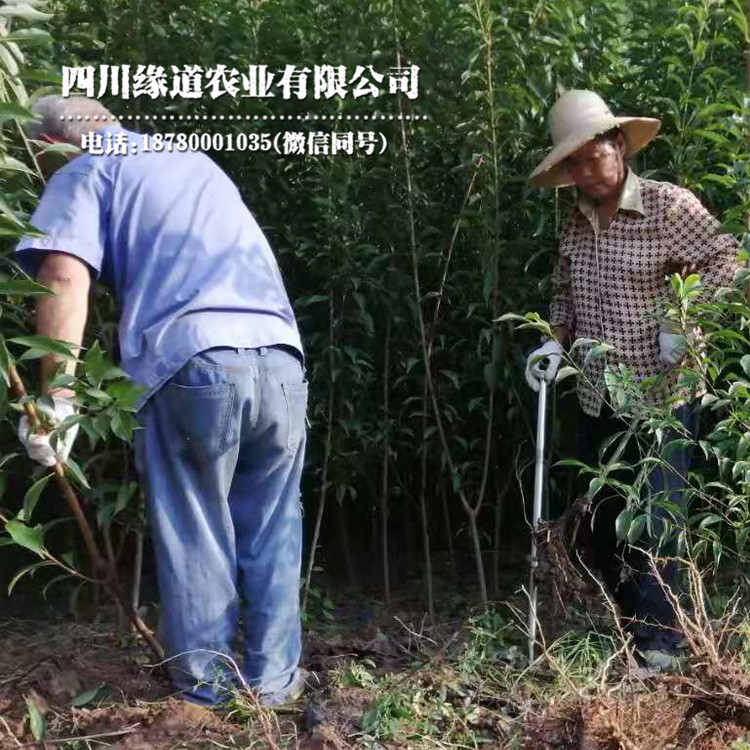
[
  {"left": 392, "top": 9, "right": 497, "bottom": 604},
  {"left": 467, "top": 512, "right": 488, "bottom": 603},
  {"left": 302, "top": 296, "right": 336, "bottom": 613},
  {"left": 439, "top": 479, "right": 457, "bottom": 583},
  {"left": 418, "top": 376, "right": 435, "bottom": 618},
  {"left": 132, "top": 530, "right": 144, "bottom": 611},
  {"left": 380, "top": 314, "right": 391, "bottom": 605},
  {"left": 398, "top": 106, "right": 488, "bottom": 602},
  {"left": 102, "top": 522, "right": 126, "bottom": 628},
  {"left": 492, "top": 471, "right": 512, "bottom": 598},
  {"left": 337, "top": 499, "right": 357, "bottom": 590}
]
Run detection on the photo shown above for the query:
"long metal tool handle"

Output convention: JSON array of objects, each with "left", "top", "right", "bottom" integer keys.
[{"left": 528, "top": 378, "right": 548, "bottom": 664}]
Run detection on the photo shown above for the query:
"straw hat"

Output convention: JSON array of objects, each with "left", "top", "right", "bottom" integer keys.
[{"left": 529, "top": 90, "right": 661, "bottom": 188}]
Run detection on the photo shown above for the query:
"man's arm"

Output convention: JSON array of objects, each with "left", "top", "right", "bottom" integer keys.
[{"left": 35, "top": 252, "right": 91, "bottom": 396}]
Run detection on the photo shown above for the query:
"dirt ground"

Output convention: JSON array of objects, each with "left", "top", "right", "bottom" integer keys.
[
  {"left": 0, "top": 606, "right": 447, "bottom": 749},
  {"left": 2, "top": 599, "right": 750, "bottom": 749}
]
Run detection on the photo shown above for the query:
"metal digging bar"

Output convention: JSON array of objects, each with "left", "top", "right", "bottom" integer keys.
[{"left": 528, "top": 377, "right": 548, "bottom": 664}]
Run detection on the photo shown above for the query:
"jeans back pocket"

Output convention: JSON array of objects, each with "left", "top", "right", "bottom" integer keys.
[
  {"left": 163, "top": 382, "right": 237, "bottom": 465},
  {"left": 281, "top": 381, "right": 308, "bottom": 453}
]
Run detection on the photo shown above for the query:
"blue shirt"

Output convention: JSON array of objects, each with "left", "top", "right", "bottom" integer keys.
[{"left": 16, "top": 126, "right": 303, "bottom": 406}]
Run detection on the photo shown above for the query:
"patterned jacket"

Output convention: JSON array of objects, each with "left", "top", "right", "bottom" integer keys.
[{"left": 549, "top": 169, "right": 740, "bottom": 417}]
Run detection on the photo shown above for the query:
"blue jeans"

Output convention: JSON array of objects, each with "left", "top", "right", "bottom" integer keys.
[{"left": 134, "top": 345, "right": 308, "bottom": 705}]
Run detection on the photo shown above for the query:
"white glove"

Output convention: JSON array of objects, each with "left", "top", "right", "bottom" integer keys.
[
  {"left": 525, "top": 340, "right": 563, "bottom": 392},
  {"left": 659, "top": 331, "right": 688, "bottom": 366},
  {"left": 18, "top": 397, "right": 78, "bottom": 467}
]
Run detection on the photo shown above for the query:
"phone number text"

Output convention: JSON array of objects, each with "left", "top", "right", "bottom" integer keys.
[{"left": 82, "top": 130, "right": 388, "bottom": 156}]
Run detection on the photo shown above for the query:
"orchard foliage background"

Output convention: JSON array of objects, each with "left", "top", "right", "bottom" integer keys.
[{"left": 0, "top": 0, "right": 748, "bottom": 615}]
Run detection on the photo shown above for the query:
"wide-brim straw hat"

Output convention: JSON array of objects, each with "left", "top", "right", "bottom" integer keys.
[{"left": 529, "top": 90, "right": 661, "bottom": 188}]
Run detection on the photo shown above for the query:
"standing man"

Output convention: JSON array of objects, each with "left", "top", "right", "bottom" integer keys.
[
  {"left": 15, "top": 95, "right": 308, "bottom": 707},
  {"left": 524, "top": 90, "right": 740, "bottom": 659}
]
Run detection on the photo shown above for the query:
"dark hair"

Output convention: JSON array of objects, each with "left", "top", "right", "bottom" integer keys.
[{"left": 594, "top": 126, "right": 625, "bottom": 146}]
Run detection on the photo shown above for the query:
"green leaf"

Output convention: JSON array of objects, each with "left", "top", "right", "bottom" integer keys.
[
  {"left": 0, "top": 278, "right": 52, "bottom": 296},
  {"left": 362, "top": 707, "right": 379, "bottom": 733},
  {"left": 0, "top": 154, "right": 35, "bottom": 174},
  {"left": 615, "top": 507, "right": 634, "bottom": 542},
  {"left": 0, "top": 336, "right": 12, "bottom": 385},
  {"left": 555, "top": 365, "right": 577, "bottom": 383},
  {"left": 587, "top": 476, "right": 605, "bottom": 500},
  {"left": 0, "top": 452, "right": 20, "bottom": 469},
  {"left": 18, "top": 472, "right": 52, "bottom": 522},
  {"left": 0, "top": 43, "right": 18, "bottom": 76},
  {"left": 83, "top": 341, "right": 109, "bottom": 383},
  {"left": 296, "top": 294, "right": 328, "bottom": 308},
  {"left": 699, "top": 513, "right": 722, "bottom": 529},
  {"left": 583, "top": 343, "right": 615, "bottom": 368},
  {"left": 440, "top": 369, "right": 460, "bottom": 389},
  {"left": 0, "top": 101, "right": 38, "bottom": 122},
  {"left": 495, "top": 312, "right": 531, "bottom": 324},
  {"left": 46, "top": 373, "right": 76, "bottom": 390},
  {"left": 554, "top": 458, "right": 593, "bottom": 470},
  {"left": 9, "top": 335, "right": 77, "bottom": 359},
  {"left": 8, "top": 560, "right": 54, "bottom": 595},
  {"left": 63, "top": 456, "right": 90, "bottom": 489},
  {"left": 627, "top": 514, "right": 647, "bottom": 544},
  {"left": 42, "top": 573, "right": 72, "bottom": 599},
  {"left": 5, "top": 518, "right": 45, "bottom": 555},
  {"left": 18, "top": 347, "right": 53, "bottom": 361},
  {"left": 83, "top": 386, "right": 110, "bottom": 402},
  {"left": 115, "top": 482, "right": 136, "bottom": 514},
  {"left": 0, "top": 6, "right": 53, "bottom": 21},
  {"left": 71, "top": 685, "right": 105, "bottom": 708},
  {"left": 1, "top": 28, "right": 53, "bottom": 44},
  {"left": 107, "top": 380, "right": 143, "bottom": 410},
  {"left": 34, "top": 140, "right": 81, "bottom": 156},
  {"left": 21, "top": 68, "right": 62, "bottom": 85},
  {"left": 109, "top": 410, "right": 126, "bottom": 441},
  {"left": 25, "top": 694, "right": 47, "bottom": 741}
]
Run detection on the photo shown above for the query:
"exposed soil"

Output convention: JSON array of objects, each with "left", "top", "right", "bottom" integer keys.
[
  {"left": 1, "top": 600, "right": 750, "bottom": 749},
  {"left": 0, "top": 608, "right": 431, "bottom": 749}
]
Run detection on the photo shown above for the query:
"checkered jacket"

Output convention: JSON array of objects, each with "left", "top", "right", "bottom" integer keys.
[{"left": 550, "top": 170, "right": 740, "bottom": 417}]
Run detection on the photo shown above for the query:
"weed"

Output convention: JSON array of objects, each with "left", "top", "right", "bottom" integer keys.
[
  {"left": 302, "top": 585, "right": 336, "bottom": 626},
  {"left": 460, "top": 607, "right": 516, "bottom": 675},
  {"left": 360, "top": 688, "right": 413, "bottom": 741},
  {"left": 545, "top": 630, "right": 615, "bottom": 686},
  {"left": 338, "top": 658, "right": 378, "bottom": 689}
]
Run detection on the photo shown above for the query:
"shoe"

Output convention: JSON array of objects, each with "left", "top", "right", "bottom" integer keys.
[
  {"left": 634, "top": 647, "right": 686, "bottom": 674},
  {"left": 259, "top": 670, "right": 306, "bottom": 710},
  {"left": 301, "top": 668, "right": 325, "bottom": 691}
]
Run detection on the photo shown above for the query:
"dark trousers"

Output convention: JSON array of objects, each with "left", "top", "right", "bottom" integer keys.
[{"left": 576, "top": 402, "right": 699, "bottom": 648}]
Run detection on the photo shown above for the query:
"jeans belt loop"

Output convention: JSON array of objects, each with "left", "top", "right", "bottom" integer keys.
[{"left": 259, "top": 346, "right": 268, "bottom": 356}]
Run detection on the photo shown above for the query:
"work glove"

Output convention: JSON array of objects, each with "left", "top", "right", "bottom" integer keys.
[
  {"left": 659, "top": 331, "right": 688, "bottom": 367},
  {"left": 18, "top": 396, "right": 78, "bottom": 467},
  {"left": 525, "top": 339, "right": 563, "bottom": 392}
]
